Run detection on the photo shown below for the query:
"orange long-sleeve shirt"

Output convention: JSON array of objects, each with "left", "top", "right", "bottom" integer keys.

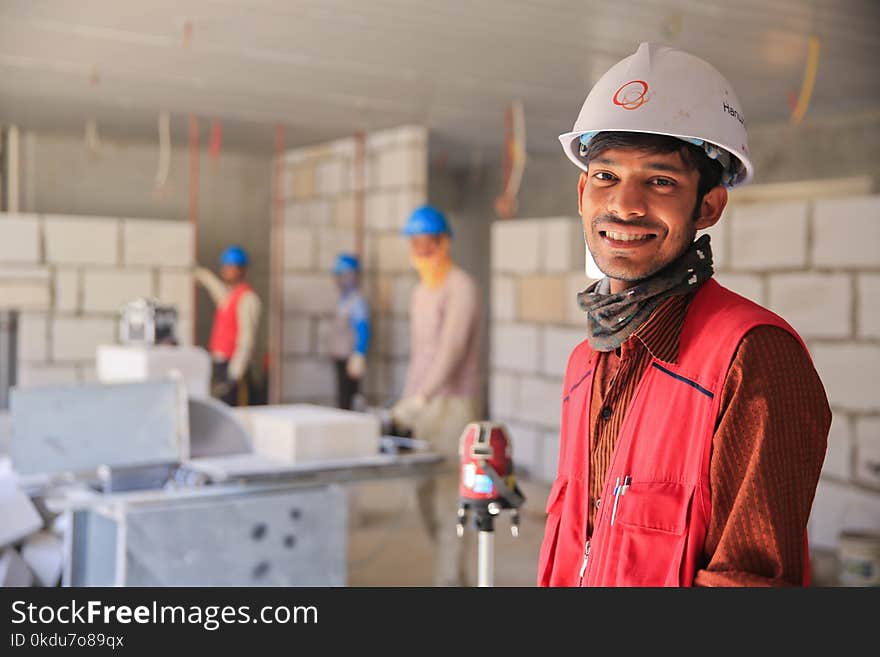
[{"left": 587, "top": 291, "right": 830, "bottom": 586}]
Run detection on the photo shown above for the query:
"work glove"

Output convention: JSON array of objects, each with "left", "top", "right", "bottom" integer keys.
[
  {"left": 346, "top": 353, "right": 366, "bottom": 380},
  {"left": 390, "top": 394, "right": 427, "bottom": 432}
]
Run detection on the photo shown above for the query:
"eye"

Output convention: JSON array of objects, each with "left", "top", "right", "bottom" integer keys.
[
  {"left": 650, "top": 177, "right": 676, "bottom": 187},
  {"left": 592, "top": 171, "right": 616, "bottom": 182}
]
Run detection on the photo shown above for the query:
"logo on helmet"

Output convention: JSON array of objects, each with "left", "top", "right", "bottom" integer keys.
[{"left": 613, "top": 80, "right": 649, "bottom": 110}]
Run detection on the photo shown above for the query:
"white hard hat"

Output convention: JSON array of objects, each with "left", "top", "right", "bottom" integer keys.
[{"left": 559, "top": 42, "right": 753, "bottom": 187}]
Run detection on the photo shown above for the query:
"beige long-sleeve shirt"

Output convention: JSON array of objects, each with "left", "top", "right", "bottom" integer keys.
[
  {"left": 195, "top": 267, "right": 261, "bottom": 381},
  {"left": 402, "top": 266, "right": 481, "bottom": 401}
]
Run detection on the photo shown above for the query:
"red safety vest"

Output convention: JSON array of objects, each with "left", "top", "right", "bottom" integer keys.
[
  {"left": 537, "top": 278, "right": 812, "bottom": 587},
  {"left": 208, "top": 283, "right": 253, "bottom": 360}
]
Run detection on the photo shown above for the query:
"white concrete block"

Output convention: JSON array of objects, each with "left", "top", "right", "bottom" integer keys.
[
  {"left": 767, "top": 273, "right": 851, "bottom": 338},
  {"left": 395, "top": 187, "right": 426, "bottom": 230},
  {"left": 517, "top": 376, "right": 563, "bottom": 428},
  {"left": 541, "top": 430, "right": 561, "bottom": 483},
  {"left": 82, "top": 269, "right": 153, "bottom": 314},
  {"left": 0, "top": 278, "right": 50, "bottom": 311},
  {"left": 51, "top": 316, "right": 116, "bottom": 361},
  {"left": 0, "top": 476, "right": 43, "bottom": 548},
  {"left": 541, "top": 218, "right": 583, "bottom": 273},
  {"left": 714, "top": 273, "right": 764, "bottom": 305},
  {"left": 44, "top": 215, "right": 118, "bottom": 265},
  {"left": 376, "top": 147, "right": 424, "bottom": 188},
  {"left": 316, "top": 158, "right": 344, "bottom": 197},
  {"left": 822, "top": 414, "right": 852, "bottom": 481},
  {"left": 729, "top": 201, "right": 808, "bottom": 270},
  {"left": 16, "top": 364, "right": 78, "bottom": 387},
  {"left": 389, "top": 359, "right": 409, "bottom": 400},
  {"left": 857, "top": 274, "right": 880, "bottom": 339},
  {"left": 283, "top": 274, "right": 337, "bottom": 315},
  {"left": 498, "top": 421, "right": 540, "bottom": 478},
  {"left": 318, "top": 228, "right": 356, "bottom": 270},
  {"left": 282, "top": 316, "right": 312, "bottom": 356},
  {"left": 0, "top": 547, "right": 33, "bottom": 587},
  {"left": 490, "top": 373, "right": 519, "bottom": 419},
  {"left": 811, "top": 345, "right": 880, "bottom": 412},
  {"left": 249, "top": 404, "right": 381, "bottom": 463},
  {"left": 287, "top": 199, "right": 332, "bottom": 226},
  {"left": 565, "top": 273, "right": 590, "bottom": 326},
  {"left": 388, "top": 318, "right": 410, "bottom": 358},
  {"left": 95, "top": 345, "right": 211, "bottom": 399},
  {"left": 21, "top": 531, "right": 63, "bottom": 587},
  {"left": 813, "top": 196, "right": 880, "bottom": 268},
  {"left": 332, "top": 195, "right": 356, "bottom": 229},
  {"left": 809, "top": 478, "right": 880, "bottom": 549},
  {"left": 16, "top": 313, "right": 48, "bottom": 363},
  {"left": 123, "top": 219, "right": 193, "bottom": 267},
  {"left": 492, "top": 220, "right": 541, "bottom": 273},
  {"left": 157, "top": 270, "right": 193, "bottom": 318},
  {"left": 492, "top": 323, "right": 540, "bottom": 374},
  {"left": 78, "top": 365, "right": 98, "bottom": 383},
  {"left": 365, "top": 190, "right": 398, "bottom": 231},
  {"left": 176, "top": 317, "right": 193, "bottom": 347},
  {"left": 698, "top": 212, "right": 728, "bottom": 270},
  {"left": 491, "top": 276, "right": 517, "bottom": 321},
  {"left": 0, "top": 214, "right": 40, "bottom": 264},
  {"left": 375, "top": 234, "right": 411, "bottom": 273},
  {"left": 855, "top": 417, "right": 880, "bottom": 490},
  {"left": 281, "top": 358, "right": 336, "bottom": 401},
  {"left": 542, "top": 326, "right": 586, "bottom": 377},
  {"left": 315, "top": 317, "right": 335, "bottom": 358},
  {"left": 283, "top": 226, "right": 315, "bottom": 270},
  {"left": 54, "top": 268, "right": 79, "bottom": 312}
]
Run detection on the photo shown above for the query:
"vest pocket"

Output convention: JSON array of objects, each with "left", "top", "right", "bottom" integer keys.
[
  {"left": 612, "top": 481, "right": 694, "bottom": 586},
  {"left": 537, "top": 478, "right": 567, "bottom": 586}
]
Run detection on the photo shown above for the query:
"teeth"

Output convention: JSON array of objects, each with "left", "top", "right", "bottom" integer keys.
[{"left": 606, "top": 230, "right": 650, "bottom": 242}]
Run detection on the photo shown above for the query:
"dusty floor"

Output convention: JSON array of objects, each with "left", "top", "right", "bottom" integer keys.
[{"left": 346, "top": 477, "right": 550, "bottom": 587}]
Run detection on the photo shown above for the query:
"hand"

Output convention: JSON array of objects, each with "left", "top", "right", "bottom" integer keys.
[
  {"left": 390, "top": 395, "right": 427, "bottom": 432},
  {"left": 346, "top": 353, "right": 366, "bottom": 380}
]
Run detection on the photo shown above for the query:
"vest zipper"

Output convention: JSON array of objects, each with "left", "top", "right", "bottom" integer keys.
[{"left": 578, "top": 539, "right": 591, "bottom": 585}]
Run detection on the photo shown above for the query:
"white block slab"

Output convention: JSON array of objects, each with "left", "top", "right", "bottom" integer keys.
[
  {"left": 541, "top": 218, "right": 583, "bottom": 273},
  {"left": 697, "top": 216, "right": 727, "bottom": 271},
  {"left": 157, "top": 270, "right": 193, "bottom": 318},
  {"left": 282, "top": 316, "right": 312, "bottom": 355},
  {"left": 729, "top": 202, "right": 808, "bottom": 270},
  {"left": 491, "top": 323, "right": 540, "bottom": 374},
  {"left": 541, "top": 430, "right": 561, "bottom": 483},
  {"left": 54, "top": 268, "right": 80, "bottom": 312},
  {"left": 566, "top": 273, "right": 590, "bottom": 326},
  {"left": 768, "top": 273, "right": 851, "bottom": 339},
  {"left": 858, "top": 274, "right": 880, "bottom": 339},
  {"left": 51, "top": 317, "right": 116, "bottom": 361},
  {"left": 44, "top": 215, "right": 118, "bottom": 265},
  {"left": 16, "top": 313, "right": 48, "bottom": 363},
  {"left": 248, "top": 404, "right": 381, "bottom": 463},
  {"left": 283, "top": 274, "right": 337, "bottom": 315},
  {"left": 0, "top": 268, "right": 51, "bottom": 311},
  {"left": 365, "top": 191, "right": 399, "bottom": 231},
  {"left": 0, "top": 548, "right": 33, "bottom": 587},
  {"left": 123, "top": 219, "right": 193, "bottom": 267},
  {"left": 492, "top": 277, "right": 517, "bottom": 321},
  {"left": 96, "top": 344, "right": 211, "bottom": 399},
  {"left": 281, "top": 358, "right": 336, "bottom": 400},
  {"left": 16, "top": 364, "right": 79, "bottom": 388},
  {"left": 809, "top": 479, "right": 880, "bottom": 549},
  {"left": 375, "top": 235, "right": 411, "bottom": 273},
  {"left": 813, "top": 196, "right": 880, "bottom": 268},
  {"left": 316, "top": 158, "right": 344, "bottom": 196},
  {"left": 0, "top": 214, "right": 40, "bottom": 264},
  {"left": 498, "top": 421, "right": 540, "bottom": 478},
  {"left": 811, "top": 345, "right": 880, "bottom": 412},
  {"left": 283, "top": 226, "right": 315, "bottom": 270},
  {"left": 714, "top": 273, "right": 764, "bottom": 305},
  {"left": 492, "top": 220, "right": 541, "bottom": 273},
  {"left": 489, "top": 373, "right": 518, "bottom": 419},
  {"left": 516, "top": 377, "right": 563, "bottom": 428},
  {"left": 822, "top": 414, "right": 852, "bottom": 481},
  {"left": 21, "top": 531, "right": 62, "bottom": 587},
  {"left": 318, "top": 228, "right": 356, "bottom": 270},
  {"left": 82, "top": 269, "right": 153, "bottom": 314},
  {"left": 855, "top": 417, "right": 880, "bottom": 490},
  {"left": 0, "top": 477, "right": 43, "bottom": 548}
]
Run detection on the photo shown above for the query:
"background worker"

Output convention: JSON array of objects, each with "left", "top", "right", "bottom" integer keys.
[
  {"left": 390, "top": 204, "right": 482, "bottom": 587},
  {"left": 195, "top": 245, "right": 262, "bottom": 407},
  {"left": 538, "top": 42, "right": 830, "bottom": 587},
  {"left": 330, "top": 253, "right": 370, "bottom": 411}
]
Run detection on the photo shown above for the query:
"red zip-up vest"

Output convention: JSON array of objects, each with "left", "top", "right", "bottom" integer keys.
[
  {"left": 208, "top": 282, "right": 253, "bottom": 360},
  {"left": 537, "top": 279, "right": 811, "bottom": 587}
]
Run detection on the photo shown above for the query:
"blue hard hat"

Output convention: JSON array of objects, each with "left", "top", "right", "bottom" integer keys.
[
  {"left": 401, "top": 205, "right": 452, "bottom": 238},
  {"left": 333, "top": 252, "right": 360, "bottom": 275},
  {"left": 219, "top": 245, "right": 249, "bottom": 267}
]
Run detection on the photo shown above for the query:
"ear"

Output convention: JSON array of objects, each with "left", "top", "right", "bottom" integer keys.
[
  {"left": 694, "top": 185, "right": 728, "bottom": 230},
  {"left": 577, "top": 172, "right": 588, "bottom": 216}
]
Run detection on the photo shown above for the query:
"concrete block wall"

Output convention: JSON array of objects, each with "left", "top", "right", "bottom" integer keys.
[
  {"left": 489, "top": 194, "right": 880, "bottom": 552},
  {"left": 0, "top": 213, "right": 194, "bottom": 386},
  {"left": 277, "top": 126, "right": 426, "bottom": 405}
]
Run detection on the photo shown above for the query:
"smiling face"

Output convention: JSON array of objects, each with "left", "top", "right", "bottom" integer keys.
[{"left": 578, "top": 146, "right": 727, "bottom": 294}]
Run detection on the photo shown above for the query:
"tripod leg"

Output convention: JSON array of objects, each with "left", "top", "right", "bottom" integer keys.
[{"left": 477, "top": 530, "right": 494, "bottom": 587}]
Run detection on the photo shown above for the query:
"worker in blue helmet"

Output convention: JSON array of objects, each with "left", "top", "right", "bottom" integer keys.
[
  {"left": 195, "top": 245, "right": 262, "bottom": 406},
  {"left": 329, "top": 252, "right": 371, "bottom": 410},
  {"left": 392, "top": 204, "right": 483, "bottom": 587}
]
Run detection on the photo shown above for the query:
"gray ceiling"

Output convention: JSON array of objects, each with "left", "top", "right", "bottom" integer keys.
[{"left": 1, "top": 0, "right": 878, "bottom": 158}]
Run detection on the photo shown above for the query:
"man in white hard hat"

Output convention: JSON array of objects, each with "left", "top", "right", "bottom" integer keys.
[{"left": 538, "top": 43, "right": 830, "bottom": 587}]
